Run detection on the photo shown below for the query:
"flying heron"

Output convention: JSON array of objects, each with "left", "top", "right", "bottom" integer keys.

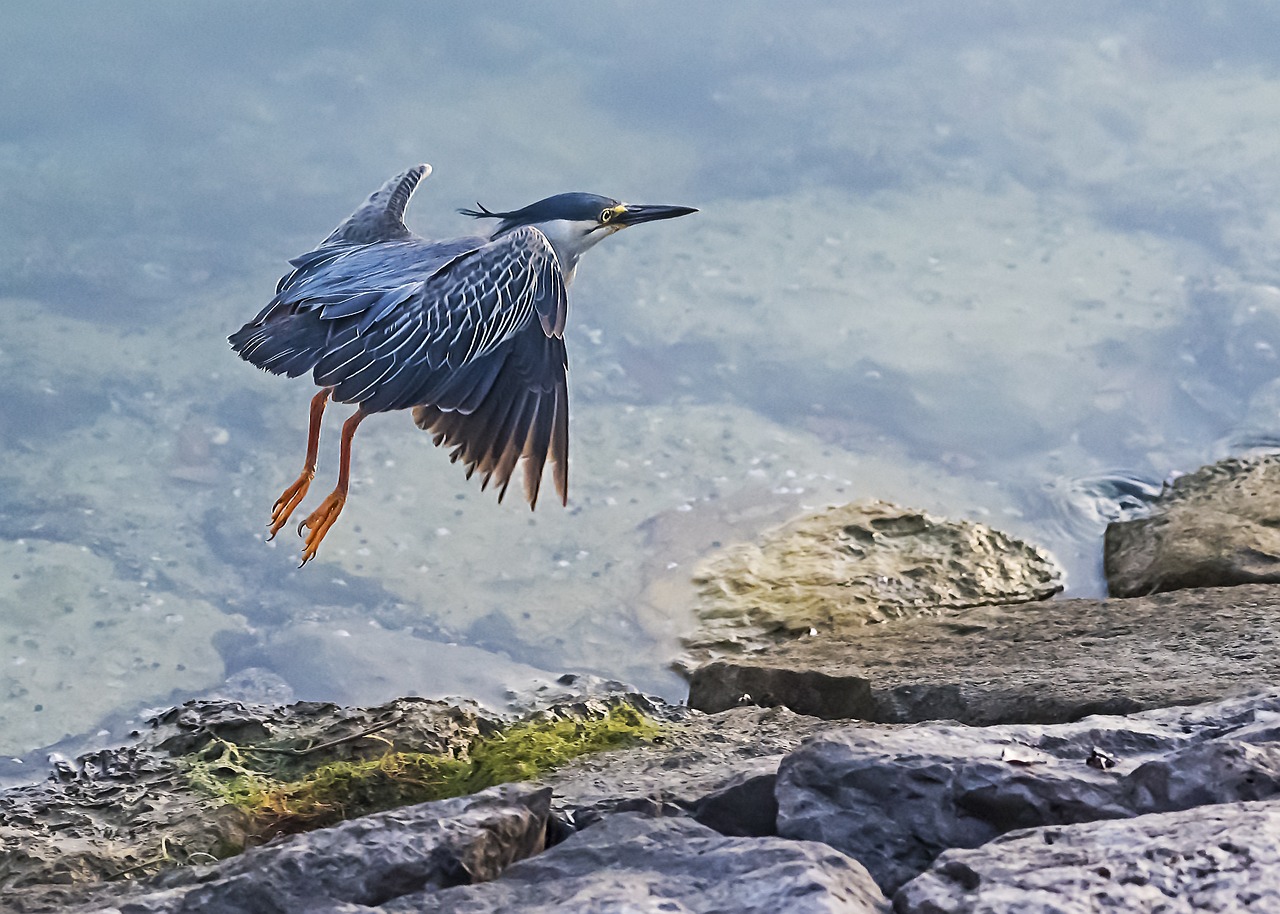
[{"left": 230, "top": 164, "right": 696, "bottom": 564}]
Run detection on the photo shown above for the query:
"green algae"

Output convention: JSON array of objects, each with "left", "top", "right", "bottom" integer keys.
[{"left": 184, "top": 705, "right": 660, "bottom": 840}]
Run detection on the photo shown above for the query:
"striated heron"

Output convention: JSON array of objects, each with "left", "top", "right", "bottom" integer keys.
[{"left": 230, "top": 164, "right": 696, "bottom": 565}]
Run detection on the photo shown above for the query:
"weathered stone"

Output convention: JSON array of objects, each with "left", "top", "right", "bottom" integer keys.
[
  {"left": 1, "top": 692, "right": 674, "bottom": 907},
  {"left": 0, "top": 697, "right": 492, "bottom": 901},
  {"left": 776, "top": 689, "right": 1280, "bottom": 893},
  {"left": 541, "top": 704, "right": 832, "bottom": 836},
  {"left": 895, "top": 799, "right": 1280, "bottom": 913},
  {"left": 113, "top": 784, "right": 552, "bottom": 913},
  {"left": 682, "top": 500, "right": 1062, "bottom": 669},
  {"left": 1105, "top": 454, "right": 1280, "bottom": 597},
  {"left": 384, "top": 813, "right": 889, "bottom": 914},
  {"left": 691, "top": 771, "right": 780, "bottom": 837},
  {"left": 689, "top": 583, "right": 1280, "bottom": 724}
]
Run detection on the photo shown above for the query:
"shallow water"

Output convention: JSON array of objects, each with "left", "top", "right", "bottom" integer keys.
[{"left": 3, "top": 3, "right": 1280, "bottom": 769}]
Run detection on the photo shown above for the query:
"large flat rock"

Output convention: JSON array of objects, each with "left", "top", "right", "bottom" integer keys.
[
  {"left": 776, "top": 690, "right": 1280, "bottom": 893},
  {"left": 688, "top": 583, "right": 1280, "bottom": 724},
  {"left": 896, "top": 799, "right": 1280, "bottom": 913}
]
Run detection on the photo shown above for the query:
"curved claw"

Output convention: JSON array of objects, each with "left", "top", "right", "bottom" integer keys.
[
  {"left": 268, "top": 471, "right": 314, "bottom": 540},
  {"left": 296, "top": 490, "right": 346, "bottom": 566}
]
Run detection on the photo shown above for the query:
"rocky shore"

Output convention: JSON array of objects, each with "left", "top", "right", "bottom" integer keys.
[{"left": 5, "top": 454, "right": 1280, "bottom": 913}]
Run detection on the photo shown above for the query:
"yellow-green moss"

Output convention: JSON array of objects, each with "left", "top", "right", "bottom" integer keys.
[
  {"left": 184, "top": 705, "right": 660, "bottom": 839},
  {"left": 466, "top": 704, "right": 661, "bottom": 788}
]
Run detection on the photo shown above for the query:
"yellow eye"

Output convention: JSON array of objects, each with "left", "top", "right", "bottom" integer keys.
[{"left": 600, "top": 208, "right": 615, "bottom": 223}]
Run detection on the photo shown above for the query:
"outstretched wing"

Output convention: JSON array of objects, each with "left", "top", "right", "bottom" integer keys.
[
  {"left": 231, "top": 162, "right": 444, "bottom": 375},
  {"left": 412, "top": 325, "right": 569, "bottom": 509},
  {"left": 321, "top": 163, "right": 430, "bottom": 246},
  {"left": 230, "top": 161, "right": 574, "bottom": 507},
  {"left": 307, "top": 225, "right": 567, "bottom": 411},
  {"left": 231, "top": 221, "right": 571, "bottom": 507},
  {"left": 316, "top": 225, "right": 571, "bottom": 507}
]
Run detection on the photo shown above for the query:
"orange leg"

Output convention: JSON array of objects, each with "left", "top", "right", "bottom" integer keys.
[
  {"left": 296, "top": 406, "right": 367, "bottom": 566},
  {"left": 268, "top": 387, "right": 332, "bottom": 539}
]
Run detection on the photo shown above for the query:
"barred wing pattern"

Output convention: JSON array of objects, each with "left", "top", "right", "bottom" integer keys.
[
  {"left": 230, "top": 225, "right": 571, "bottom": 507},
  {"left": 412, "top": 325, "right": 569, "bottom": 509},
  {"left": 308, "top": 227, "right": 567, "bottom": 410}
]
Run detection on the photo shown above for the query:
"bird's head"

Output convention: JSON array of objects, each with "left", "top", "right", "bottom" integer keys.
[{"left": 460, "top": 192, "right": 696, "bottom": 279}]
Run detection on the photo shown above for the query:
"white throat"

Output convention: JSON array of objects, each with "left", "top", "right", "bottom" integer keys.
[{"left": 530, "top": 219, "right": 619, "bottom": 286}]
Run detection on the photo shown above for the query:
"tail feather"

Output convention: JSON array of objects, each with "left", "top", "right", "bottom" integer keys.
[
  {"left": 229, "top": 311, "right": 333, "bottom": 379},
  {"left": 411, "top": 329, "right": 567, "bottom": 507}
]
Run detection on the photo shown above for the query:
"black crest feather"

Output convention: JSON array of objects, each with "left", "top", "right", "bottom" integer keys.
[{"left": 458, "top": 202, "right": 505, "bottom": 219}]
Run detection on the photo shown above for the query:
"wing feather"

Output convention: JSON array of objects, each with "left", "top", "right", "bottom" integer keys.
[
  {"left": 521, "top": 395, "right": 553, "bottom": 508},
  {"left": 413, "top": 327, "right": 569, "bottom": 508},
  {"left": 551, "top": 378, "right": 569, "bottom": 505}
]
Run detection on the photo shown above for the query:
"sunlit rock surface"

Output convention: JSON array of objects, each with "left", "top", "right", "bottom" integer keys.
[
  {"left": 1105, "top": 453, "right": 1280, "bottom": 597},
  {"left": 16, "top": 690, "right": 1280, "bottom": 912},
  {"left": 688, "top": 583, "right": 1280, "bottom": 723},
  {"left": 682, "top": 500, "right": 1062, "bottom": 669}
]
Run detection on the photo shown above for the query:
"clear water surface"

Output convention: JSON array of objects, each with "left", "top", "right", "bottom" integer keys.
[{"left": 3, "top": 2, "right": 1280, "bottom": 773}]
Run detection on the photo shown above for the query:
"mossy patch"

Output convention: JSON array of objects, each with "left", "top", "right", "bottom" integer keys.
[{"left": 184, "top": 704, "right": 660, "bottom": 841}]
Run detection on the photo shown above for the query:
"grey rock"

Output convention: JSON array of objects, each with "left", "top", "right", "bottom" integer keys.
[
  {"left": 113, "top": 784, "right": 551, "bottom": 913},
  {"left": 1105, "top": 454, "right": 1280, "bottom": 597},
  {"left": 896, "top": 799, "right": 1280, "bottom": 913},
  {"left": 689, "top": 583, "right": 1280, "bottom": 724},
  {"left": 385, "top": 813, "right": 889, "bottom": 914},
  {"left": 776, "top": 689, "right": 1280, "bottom": 893},
  {"left": 2, "top": 693, "right": 674, "bottom": 911},
  {"left": 542, "top": 704, "right": 833, "bottom": 836},
  {"left": 500, "top": 672, "right": 646, "bottom": 716},
  {"left": 0, "top": 696, "right": 493, "bottom": 900},
  {"left": 691, "top": 770, "right": 779, "bottom": 837}
]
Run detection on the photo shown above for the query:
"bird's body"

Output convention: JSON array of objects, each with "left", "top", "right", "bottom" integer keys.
[{"left": 230, "top": 164, "right": 695, "bottom": 564}]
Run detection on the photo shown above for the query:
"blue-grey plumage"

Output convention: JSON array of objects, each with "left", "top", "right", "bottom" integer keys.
[{"left": 230, "top": 164, "right": 696, "bottom": 564}]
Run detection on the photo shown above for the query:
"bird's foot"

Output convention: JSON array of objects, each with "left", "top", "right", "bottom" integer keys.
[
  {"left": 268, "top": 471, "right": 314, "bottom": 540},
  {"left": 296, "top": 490, "right": 346, "bottom": 566}
]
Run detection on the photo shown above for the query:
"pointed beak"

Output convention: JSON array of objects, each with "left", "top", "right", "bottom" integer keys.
[{"left": 614, "top": 203, "right": 698, "bottom": 227}]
